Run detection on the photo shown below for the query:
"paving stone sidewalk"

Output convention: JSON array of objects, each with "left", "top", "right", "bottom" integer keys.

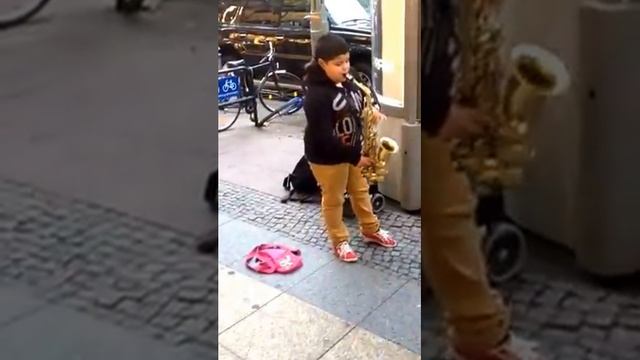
[
  {"left": 218, "top": 179, "right": 422, "bottom": 281},
  {"left": 6, "top": 172, "right": 640, "bottom": 360},
  {"left": 219, "top": 176, "right": 640, "bottom": 360},
  {"left": 423, "top": 269, "right": 640, "bottom": 359},
  {"left": 0, "top": 178, "right": 216, "bottom": 359}
]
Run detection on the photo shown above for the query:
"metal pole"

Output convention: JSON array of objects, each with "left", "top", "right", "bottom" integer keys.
[{"left": 309, "top": 0, "right": 329, "bottom": 57}]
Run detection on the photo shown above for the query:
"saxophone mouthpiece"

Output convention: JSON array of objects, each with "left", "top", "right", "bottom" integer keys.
[{"left": 344, "top": 73, "right": 355, "bottom": 84}]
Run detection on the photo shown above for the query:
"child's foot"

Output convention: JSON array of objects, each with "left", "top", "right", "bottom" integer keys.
[
  {"left": 333, "top": 241, "right": 358, "bottom": 262},
  {"left": 362, "top": 229, "right": 397, "bottom": 248}
]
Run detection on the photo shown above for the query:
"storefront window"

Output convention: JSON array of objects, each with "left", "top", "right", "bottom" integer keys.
[
  {"left": 324, "top": 0, "right": 370, "bottom": 24},
  {"left": 219, "top": 0, "right": 310, "bottom": 27},
  {"left": 371, "top": 0, "right": 405, "bottom": 109}
]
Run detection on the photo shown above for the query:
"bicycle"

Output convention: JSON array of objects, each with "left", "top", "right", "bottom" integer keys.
[
  {"left": 0, "top": 0, "right": 51, "bottom": 29},
  {"left": 253, "top": 41, "right": 305, "bottom": 115},
  {"left": 218, "top": 42, "right": 305, "bottom": 132},
  {"left": 0, "top": 0, "right": 146, "bottom": 30},
  {"left": 218, "top": 70, "right": 304, "bottom": 132},
  {"left": 218, "top": 62, "right": 258, "bottom": 132}
]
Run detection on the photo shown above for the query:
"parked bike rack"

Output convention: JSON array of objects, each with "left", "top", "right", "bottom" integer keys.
[{"left": 218, "top": 65, "right": 259, "bottom": 125}]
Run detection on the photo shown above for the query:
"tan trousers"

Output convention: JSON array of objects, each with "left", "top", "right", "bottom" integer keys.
[
  {"left": 309, "top": 162, "right": 380, "bottom": 247},
  {"left": 422, "top": 134, "right": 510, "bottom": 353}
]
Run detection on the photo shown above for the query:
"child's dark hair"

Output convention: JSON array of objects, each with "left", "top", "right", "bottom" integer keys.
[{"left": 304, "top": 34, "right": 350, "bottom": 78}]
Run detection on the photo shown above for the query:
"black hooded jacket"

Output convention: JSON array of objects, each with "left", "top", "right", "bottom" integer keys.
[
  {"left": 422, "top": 0, "right": 458, "bottom": 136},
  {"left": 302, "top": 65, "right": 367, "bottom": 166}
]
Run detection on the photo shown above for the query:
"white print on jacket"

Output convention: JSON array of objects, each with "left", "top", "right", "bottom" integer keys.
[{"left": 332, "top": 90, "right": 363, "bottom": 147}]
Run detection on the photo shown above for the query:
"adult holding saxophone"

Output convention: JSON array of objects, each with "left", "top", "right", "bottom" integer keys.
[{"left": 422, "top": 0, "right": 550, "bottom": 358}]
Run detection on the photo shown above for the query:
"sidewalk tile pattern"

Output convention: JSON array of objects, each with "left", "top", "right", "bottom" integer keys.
[
  {"left": 0, "top": 179, "right": 216, "bottom": 358},
  {"left": 218, "top": 265, "right": 420, "bottom": 360},
  {"left": 219, "top": 180, "right": 421, "bottom": 281}
]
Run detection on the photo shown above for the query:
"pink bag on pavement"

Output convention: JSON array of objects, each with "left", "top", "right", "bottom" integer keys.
[{"left": 244, "top": 243, "right": 303, "bottom": 274}]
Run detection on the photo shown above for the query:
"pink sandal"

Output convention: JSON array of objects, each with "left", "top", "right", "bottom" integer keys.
[
  {"left": 333, "top": 242, "right": 358, "bottom": 262},
  {"left": 362, "top": 229, "right": 397, "bottom": 248},
  {"left": 244, "top": 243, "right": 303, "bottom": 274}
]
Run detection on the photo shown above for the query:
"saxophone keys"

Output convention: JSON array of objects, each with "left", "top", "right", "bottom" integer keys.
[
  {"left": 455, "top": 160, "right": 477, "bottom": 175},
  {"left": 497, "top": 127, "right": 522, "bottom": 142},
  {"left": 497, "top": 144, "right": 529, "bottom": 164},
  {"left": 482, "top": 158, "right": 499, "bottom": 169},
  {"left": 515, "top": 122, "right": 528, "bottom": 135},
  {"left": 478, "top": 170, "right": 501, "bottom": 184},
  {"left": 500, "top": 168, "right": 524, "bottom": 187}
]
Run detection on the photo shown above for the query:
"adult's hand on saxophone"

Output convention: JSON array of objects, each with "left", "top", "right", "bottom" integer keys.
[{"left": 437, "top": 104, "right": 490, "bottom": 142}]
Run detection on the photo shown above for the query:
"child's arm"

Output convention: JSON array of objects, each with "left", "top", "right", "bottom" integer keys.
[{"left": 304, "top": 89, "right": 361, "bottom": 166}]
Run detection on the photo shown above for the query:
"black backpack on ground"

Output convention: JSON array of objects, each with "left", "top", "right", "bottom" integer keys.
[
  {"left": 281, "top": 155, "right": 320, "bottom": 203},
  {"left": 198, "top": 170, "right": 218, "bottom": 255},
  {"left": 204, "top": 170, "right": 217, "bottom": 212},
  {"left": 280, "top": 155, "right": 386, "bottom": 215}
]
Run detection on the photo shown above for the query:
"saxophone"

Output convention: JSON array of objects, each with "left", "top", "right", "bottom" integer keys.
[
  {"left": 348, "top": 75, "right": 399, "bottom": 184},
  {"left": 451, "top": 0, "right": 570, "bottom": 195}
]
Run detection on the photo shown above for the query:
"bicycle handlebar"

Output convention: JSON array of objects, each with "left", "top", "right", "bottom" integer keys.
[{"left": 261, "top": 41, "right": 275, "bottom": 62}]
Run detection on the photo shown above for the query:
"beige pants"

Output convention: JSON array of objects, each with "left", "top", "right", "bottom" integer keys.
[
  {"left": 309, "top": 162, "right": 380, "bottom": 247},
  {"left": 422, "top": 134, "right": 510, "bottom": 353}
]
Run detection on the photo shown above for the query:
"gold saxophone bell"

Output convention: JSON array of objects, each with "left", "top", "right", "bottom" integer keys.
[
  {"left": 494, "top": 45, "right": 571, "bottom": 189},
  {"left": 512, "top": 44, "right": 570, "bottom": 96},
  {"left": 378, "top": 136, "right": 399, "bottom": 166},
  {"left": 503, "top": 44, "right": 570, "bottom": 121},
  {"left": 370, "top": 136, "right": 399, "bottom": 182}
]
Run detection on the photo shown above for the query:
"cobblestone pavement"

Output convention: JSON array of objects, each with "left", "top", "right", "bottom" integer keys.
[
  {"left": 7, "top": 172, "right": 639, "bottom": 360},
  {"left": 0, "top": 178, "right": 216, "bottom": 359},
  {"left": 219, "top": 179, "right": 422, "bottom": 281},
  {"left": 423, "top": 269, "right": 640, "bottom": 359},
  {"left": 219, "top": 178, "right": 640, "bottom": 360}
]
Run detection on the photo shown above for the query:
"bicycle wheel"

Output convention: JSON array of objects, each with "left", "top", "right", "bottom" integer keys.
[
  {"left": 257, "top": 71, "right": 304, "bottom": 115},
  {"left": 218, "top": 103, "right": 241, "bottom": 132},
  {"left": 0, "top": 0, "right": 51, "bottom": 29}
]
